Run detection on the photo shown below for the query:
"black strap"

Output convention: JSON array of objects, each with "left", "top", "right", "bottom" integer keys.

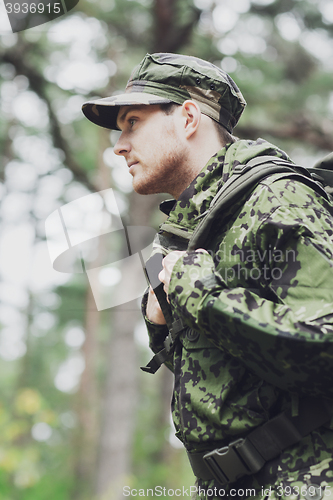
[
  {"left": 140, "top": 349, "right": 169, "bottom": 374},
  {"left": 188, "top": 156, "right": 331, "bottom": 251},
  {"left": 144, "top": 253, "right": 174, "bottom": 329},
  {"left": 306, "top": 167, "right": 333, "bottom": 189},
  {"left": 141, "top": 252, "right": 186, "bottom": 374},
  {"left": 187, "top": 397, "right": 332, "bottom": 485}
]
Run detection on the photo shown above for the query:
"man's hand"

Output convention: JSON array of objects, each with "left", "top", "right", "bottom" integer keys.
[
  {"left": 146, "top": 249, "right": 208, "bottom": 324},
  {"left": 158, "top": 250, "right": 187, "bottom": 297},
  {"left": 146, "top": 250, "right": 186, "bottom": 324},
  {"left": 146, "top": 286, "right": 167, "bottom": 325},
  {"left": 159, "top": 249, "right": 209, "bottom": 296}
]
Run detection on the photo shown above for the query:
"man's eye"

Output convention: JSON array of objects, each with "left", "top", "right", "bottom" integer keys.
[{"left": 129, "top": 118, "right": 136, "bottom": 127}]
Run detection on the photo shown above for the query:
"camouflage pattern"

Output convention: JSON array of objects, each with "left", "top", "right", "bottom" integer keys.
[
  {"left": 82, "top": 53, "right": 246, "bottom": 133},
  {"left": 142, "top": 138, "right": 333, "bottom": 499}
]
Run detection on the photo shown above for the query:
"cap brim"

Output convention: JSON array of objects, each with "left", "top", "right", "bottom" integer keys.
[{"left": 82, "top": 92, "right": 172, "bottom": 130}]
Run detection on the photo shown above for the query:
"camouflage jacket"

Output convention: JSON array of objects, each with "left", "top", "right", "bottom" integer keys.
[{"left": 143, "top": 139, "right": 333, "bottom": 498}]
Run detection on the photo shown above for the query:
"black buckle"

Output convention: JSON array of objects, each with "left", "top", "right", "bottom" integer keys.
[
  {"left": 203, "top": 438, "right": 265, "bottom": 485},
  {"left": 233, "top": 164, "right": 252, "bottom": 174},
  {"left": 140, "top": 317, "right": 185, "bottom": 375},
  {"left": 140, "top": 349, "right": 168, "bottom": 374},
  {"left": 169, "top": 317, "right": 185, "bottom": 337}
]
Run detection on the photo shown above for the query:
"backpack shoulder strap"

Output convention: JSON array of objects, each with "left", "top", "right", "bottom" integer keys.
[
  {"left": 188, "top": 155, "right": 331, "bottom": 251},
  {"left": 141, "top": 155, "right": 333, "bottom": 374},
  {"left": 306, "top": 167, "right": 333, "bottom": 188}
]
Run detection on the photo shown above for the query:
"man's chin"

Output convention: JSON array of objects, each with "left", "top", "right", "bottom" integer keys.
[
  {"left": 133, "top": 185, "right": 158, "bottom": 195},
  {"left": 132, "top": 179, "right": 159, "bottom": 196}
]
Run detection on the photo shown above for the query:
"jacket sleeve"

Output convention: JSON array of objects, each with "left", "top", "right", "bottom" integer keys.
[{"left": 167, "top": 196, "right": 333, "bottom": 398}]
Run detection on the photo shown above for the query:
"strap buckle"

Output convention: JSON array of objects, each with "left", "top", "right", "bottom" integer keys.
[
  {"left": 203, "top": 438, "right": 265, "bottom": 485},
  {"left": 140, "top": 317, "right": 186, "bottom": 374}
]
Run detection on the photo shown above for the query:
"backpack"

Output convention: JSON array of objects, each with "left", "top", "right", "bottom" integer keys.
[{"left": 143, "top": 154, "right": 333, "bottom": 374}]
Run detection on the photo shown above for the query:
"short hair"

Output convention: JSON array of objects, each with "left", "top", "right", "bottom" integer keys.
[
  {"left": 160, "top": 102, "right": 236, "bottom": 146},
  {"left": 213, "top": 121, "right": 237, "bottom": 145},
  {"left": 160, "top": 102, "right": 179, "bottom": 115}
]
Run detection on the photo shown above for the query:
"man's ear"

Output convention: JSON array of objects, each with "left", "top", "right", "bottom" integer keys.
[{"left": 181, "top": 100, "right": 201, "bottom": 139}]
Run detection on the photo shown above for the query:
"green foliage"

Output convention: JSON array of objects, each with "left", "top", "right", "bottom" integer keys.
[
  {"left": 1, "top": 0, "right": 333, "bottom": 498},
  {"left": 131, "top": 368, "right": 194, "bottom": 491},
  {"left": 0, "top": 388, "right": 73, "bottom": 499}
]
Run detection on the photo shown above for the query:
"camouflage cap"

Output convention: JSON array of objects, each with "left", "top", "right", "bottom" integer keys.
[{"left": 82, "top": 53, "right": 246, "bottom": 133}]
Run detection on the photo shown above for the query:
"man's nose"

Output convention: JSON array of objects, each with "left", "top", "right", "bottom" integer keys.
[{"left": 114, "top": 134, "right": 131, "bottom": 156}]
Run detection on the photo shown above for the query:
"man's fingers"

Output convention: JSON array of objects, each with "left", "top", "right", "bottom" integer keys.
[
  {"left": 146, "top": 286, "right": 166, "bottom": 325},
  {"left": 195, "top": 248, "right": 209, "bottom": 254},
  {"left": 158, "top": 268, "right": 165, "bottom": 284}
]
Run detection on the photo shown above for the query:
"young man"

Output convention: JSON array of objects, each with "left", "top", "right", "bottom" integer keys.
[{"left": 82, "top": 53, "right": 333, "bottom": 499}]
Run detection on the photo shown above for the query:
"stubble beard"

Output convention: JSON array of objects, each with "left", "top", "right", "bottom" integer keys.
[{"left": 133, "top": 143, "right": 188, "bottom": 198}]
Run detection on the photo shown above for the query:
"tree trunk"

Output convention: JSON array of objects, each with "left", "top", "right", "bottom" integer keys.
[
  {"left": 95, "top": 191, "right": 159, "bottom": 500},
  {"left": 72, "top": 286, "right": 100, "bottom": 499},
  {"left": 72, "top": 129, "right": 113, "bottom": 499}
]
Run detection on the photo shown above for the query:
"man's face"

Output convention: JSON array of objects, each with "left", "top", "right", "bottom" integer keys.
[{"left": 114, "top": 104, "right": 187, "bottom": 197}]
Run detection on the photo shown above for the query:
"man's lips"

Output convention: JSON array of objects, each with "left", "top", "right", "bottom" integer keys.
[{"left": 128, "top": 161, "right": 138, "bottom": 173}]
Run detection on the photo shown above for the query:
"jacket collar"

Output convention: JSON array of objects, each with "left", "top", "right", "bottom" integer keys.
[{"left": 159, "top": 138, "right": 290, "bottom": 232}]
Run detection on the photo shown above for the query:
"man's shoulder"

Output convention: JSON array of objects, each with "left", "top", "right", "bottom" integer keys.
[{"left": 254, "top": 171, "right": 331, "bottom": 210}]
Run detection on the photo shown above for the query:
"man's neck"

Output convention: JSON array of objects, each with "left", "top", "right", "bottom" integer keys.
[{"left": 172, "top": 145, "right": 224, "bottom": 200}]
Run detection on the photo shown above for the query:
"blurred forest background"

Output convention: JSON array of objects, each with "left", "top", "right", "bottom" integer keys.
[{"left": 1, "top": 0, "right": 333, "bottom": 499}]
